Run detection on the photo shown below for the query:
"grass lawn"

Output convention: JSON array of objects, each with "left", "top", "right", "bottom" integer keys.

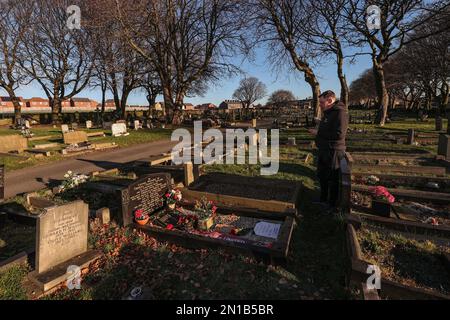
[
  {"left": 0, "top": 126, "right": 172, "bottom": 171},
  {"left": 0, "top": 117, "right": 447, "bottom": 300}
]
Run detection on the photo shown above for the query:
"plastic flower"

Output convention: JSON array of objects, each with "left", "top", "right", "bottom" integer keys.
[{"left": 166, "top": 224, "right": 174, "bottom": 230}]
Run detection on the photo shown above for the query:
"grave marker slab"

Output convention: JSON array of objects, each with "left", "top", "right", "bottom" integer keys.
[
  {"left": 71, "top": 123, "right": 78, "bottom": 131},
  {"left": 63, "top": 131, "right": 88, "bottom": 144},
  {"left": 103, "top": 121, "right": 113, "bottom": 130},
  {"left": 0, "top": 135, "right": 28, "bottom": 153},
  {"left": 112, "top": 123, "right": 129, "bottom": 137},
  {"left": 86, "top": 120, "right": 92, "bottom": 129},
  {"left": 35, "top": 200, "right": 88, "bottom": 273},
  {"left": 120, "top": 173, "right": 171, "bottom": 226},
  {"left": 438, "top": 134, "right": 450, "bottom": 160},
  {"left": 61, "top": 124, "right": 70, "bottom": 134},
  {"left": 407, "top": 129, "right": 415, "bottom": 145}
]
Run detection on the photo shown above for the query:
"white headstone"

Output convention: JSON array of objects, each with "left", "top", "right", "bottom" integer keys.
[
  {"left": 25, "top": 120, "right": 31, "bottom": 129},
  {"left": 86, "top": 120, "right": 92, "bottom": 129},
  {"left": 112, "top": 123, "right": 128, "bottom": 137},
  {"left": 134, "top": 120, "right": 140, "bottom": 130},
  {"left": 61, "top": 124, "right": 70, "bottom": 134}
]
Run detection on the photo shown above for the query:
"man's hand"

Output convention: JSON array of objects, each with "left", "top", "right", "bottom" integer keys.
[{"left": 308, "top": 128, "right": 318, "bottom": 136}]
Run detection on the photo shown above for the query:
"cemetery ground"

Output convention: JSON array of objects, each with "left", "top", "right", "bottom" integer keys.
[
  {"left": 0, "top": 116, "right": 449, "bottom": 300},
  {"left": 0, "top": 126, "right": 171, "bottom": 171}
]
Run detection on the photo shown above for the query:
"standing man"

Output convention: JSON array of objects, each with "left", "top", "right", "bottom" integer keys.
[{"left": 309, "top": 90, "right": 348, "bottom": 213}]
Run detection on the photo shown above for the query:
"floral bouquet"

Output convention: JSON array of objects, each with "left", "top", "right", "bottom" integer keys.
[
  {"left": 369, "top": 186, "right": 395, "bottom": 203},
  {"left": 366, "top": 175, "right": 380, "bottom": 185},
  {"left": 134, "top": 209, "right": 150, "bottom": 225},
  {"left": 59, "top": 171, "right": 89, "bottom": 192},
  {"left": 164, "top": 189, "right": 182, "bottom": 209},
  {"left": 194, "top": 197, "right": 217, "bottom": 231}
]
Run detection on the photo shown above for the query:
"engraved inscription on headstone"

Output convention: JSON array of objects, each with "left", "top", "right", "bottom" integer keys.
[
  {"left": 0, "top": 165, "right": 4, "bottom": 200},
  {"left": 36, "top": 201, "right": 88, "bottom": 273},
  {"left": 121, "top": 173, "right": 171, "bottom": 226}
]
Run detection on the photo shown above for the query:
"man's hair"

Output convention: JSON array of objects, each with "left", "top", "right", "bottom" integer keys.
[{"left": 319, "top": 90, "right": 336, "bottom": 100}]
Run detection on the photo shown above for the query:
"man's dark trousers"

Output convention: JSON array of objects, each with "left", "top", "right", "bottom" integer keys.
[{"left": 317, "top": 149, "right": 342, "bottom": 207}]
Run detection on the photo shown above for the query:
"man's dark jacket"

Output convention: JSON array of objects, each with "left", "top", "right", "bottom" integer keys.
[{"left": 315, "top": 101, "right": 348, "bottom": 152}]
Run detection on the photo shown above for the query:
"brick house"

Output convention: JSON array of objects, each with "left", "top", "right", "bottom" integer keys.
[
  {"left": 183, "top": 103, "right": 195, "bottom": 111},
  {"left": 196, "top": 103, "right": 217, "bottom": 110},
  {"left": 0, "top": 96, "right": 25, "bottom": 108},
  {"left": 71, "top": 98, "right": 92, "bottom": 108},
  {"left": 25, "top": 97, "right": 50, "bottom": 108},
  {"left": 219, "top": 100, "right": 243, "bottom": 110}
]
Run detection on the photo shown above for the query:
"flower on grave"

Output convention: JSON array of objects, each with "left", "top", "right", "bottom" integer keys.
[
  {"left": 134, "top": 209, "right": 149, "bottom": 221},
  {"left": 166, "top": 224, "right": 174, "bottom": 230},
  {"left": 366, "top": 175, "right": 380, "bottom": 185},
  {"left": 369, "top": 186, "right": 395, "bottom": 203},
  {"left": 59, "top": 170, "right": 89, "bottom": 191},
  {"left": 194, "top": 197, "right": 217, "bottom": 220},
  {"left": 164, "top": 189, "right": 182, "bottom": 205}
]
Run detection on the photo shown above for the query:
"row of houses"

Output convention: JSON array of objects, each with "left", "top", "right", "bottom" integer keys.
[{"left": 1, "top": 96, "right": 310, "bottom": 112}]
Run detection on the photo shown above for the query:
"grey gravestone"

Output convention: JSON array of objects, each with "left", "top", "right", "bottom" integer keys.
[
  {"left": 35, "top": 200, "right": 89, "bottom": 273},
  {"left": 103, "top": 121, "right": 113, "bottom": 130},
  {"left": 120, "top": 173, "right": 171, "bottom": 226},
  {"left": 61, "top": 124, "right": 70, "bottom": 134},
  {"left": 407, "top": 129, "right": 415, "bottom": 145},
  {"left": 71, "top": 123, "right": 78, "bottom": 131},
  {"left": 438, "top": 134, "right": 450, "bottom": 160},
  {"left": 0, "top": 164, "right": 4, "bottom": 201}
]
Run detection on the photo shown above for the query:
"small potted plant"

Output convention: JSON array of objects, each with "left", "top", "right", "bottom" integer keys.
[
  {"left": 194, "top": 197, "right": 217, "bottom": 231},
  {"left": 370, "top": 186, "right": 395, "bottom": 217},
  {"left": 164, "top": 189, "right": 182, "bottom": 210},
  {"left": 134, "top": 209, "right": 150, "bottom": 225}
]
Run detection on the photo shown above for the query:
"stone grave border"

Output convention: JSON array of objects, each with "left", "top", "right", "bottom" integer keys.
[
  {"left": 351, "top": 172, "right": 450, "bottom": 190},
  {"left": 136, "top": 199, "right": 296, "bottom": 266},
  {"left": 184, "top": 173, "right": 301, "bottom": 215},
  {"left": 352, "top": 163, "right": 446, "bottom": 176},
  {"left": 346, "top": 223, "right": 450, "bottom": 300}
]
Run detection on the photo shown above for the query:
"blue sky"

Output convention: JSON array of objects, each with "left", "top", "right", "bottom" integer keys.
[{"left": 13, "top": 46, "right": 372, "bottom": 106}]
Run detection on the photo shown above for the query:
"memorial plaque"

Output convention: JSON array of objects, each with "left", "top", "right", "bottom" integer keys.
[
  {"left": 0, "top": 165, "right": 4, "bottom": 200},
  {"left": 120, "top": 173, "right": 171, "bottom": 226},
  {"left": 35, "top": 201, "right": 88, "bottom": 273}
]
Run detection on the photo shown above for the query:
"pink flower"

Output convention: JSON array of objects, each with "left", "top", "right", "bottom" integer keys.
[{"left": 166, "top": 224, "right": 174, "bottom": 230}]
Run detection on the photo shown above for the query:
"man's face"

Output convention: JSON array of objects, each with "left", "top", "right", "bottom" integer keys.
[{"left": 319, "top": 96, "right": 335, "bottom": 111}]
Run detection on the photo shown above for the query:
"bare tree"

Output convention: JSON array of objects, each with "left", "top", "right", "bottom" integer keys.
[
  {"left": 114, "top": 0, "right": 243, "bottom": 124},
  {"left": 0, "top": 0, "right": 33, "bottom": 125},
  {"left": 267, "top": 89, "right": 296, "bottom": 107},
  {"left": 233, "top": 77, "right": 267, "bottom": 109},
  {"left": 20, "top": 0, "right": 94, "bottom": 124},
  {"left": 345, "top": 0, "right": 450, "bottom": 125},
  {"left": 247, "top": 0, "right": 322, "bottom": 117}
]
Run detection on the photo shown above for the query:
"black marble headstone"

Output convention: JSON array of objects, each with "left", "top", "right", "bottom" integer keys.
[
  {"left": 120, "top": 173, "right": 171, "bottom": 226},
  {"left": 438, "top": 134, "right": 450, "bottom": 160}
]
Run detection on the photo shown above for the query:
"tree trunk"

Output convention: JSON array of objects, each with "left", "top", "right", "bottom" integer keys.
[
  {"left": 439, "top": 81, "right": 449, "bottom": 116},
  {"left": 6, "top": 89, "right": 21, "bottom": 125},
  {"left": 372, "top": 63, "right": 388, "bottom": 126},
  {"left": 101, "top": 87, "right": 106, "bottom": 115},
  {"left": 337, "top": 53, "right": 348, "bottom": 107},
  {"left": 305, "top": 72, "right": 321, "bottom": 118},
  {"left": 51, "top": 96, "right": 62, "bottom": 124}
]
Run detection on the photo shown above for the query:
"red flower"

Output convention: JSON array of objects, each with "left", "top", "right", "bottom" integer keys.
[
  {"left": 166, "top": 224, "right": 174, "bottom": 230},
  {"left": 230, "top": 228, "right": 238, "bottom": 235}
]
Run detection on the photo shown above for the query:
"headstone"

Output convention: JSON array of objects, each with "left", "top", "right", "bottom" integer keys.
[
  {"left": 287, "top": 137, "right": 296, "bottom": 146},
  {"left": 35, "top": 201, "right": 89, "bottom": 274},
  {"left": 86, "top": 120, "right": 92, "bottom": 129},
  {"left": 134, "top": 120, "right": 141, "bottom": 130},
  {"left": 407, "top": 129, "right": 415, "bottom": 145},
  {"left": 435, "top": 117, "right": 443, "bottom": 131},
  {"left": 120, "top": 173, "right": 171, "bottom": 226},
  {"left": 61, "top": 124, "right": 70, "bottom": 134},
  {"left": 25, "top": 120, "right": 31, "bottom": 129},
  {"left": 0, "top": 135, "right": 28, "bottom": 153},
  {"left": 103, "top": 121, "right": 113, "bottom": 130},
  {"left": 112, "top": 123, "right": 129, "bottom": 137},
  {"left": 96, "top": 207, "right": 110, "bottom": 225},
  {"left": 252, "top": 119, "right": 257, "bottom": 128},
  {"left": 438, "top": 134, "right": 450, "bottom": 160},
  {"left": 63, "top": 131, "right": 88, "bottom": 145},
  {"left": 184, "top": 162, "right": 194, "bottom": 187},
  {"left": 71, "top": 123, "right": 78, "bottom": 131},
  {"left": 0, "top": 164, "right": 4, "bottom": 201}
]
